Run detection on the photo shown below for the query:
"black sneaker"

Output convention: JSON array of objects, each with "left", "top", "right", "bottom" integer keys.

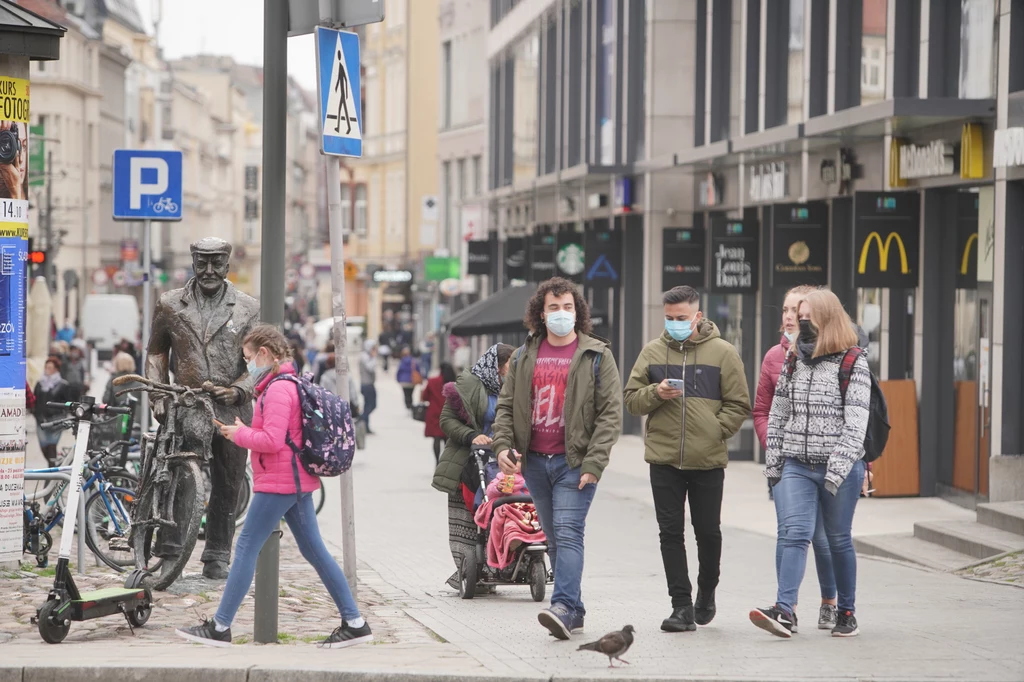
[
  {"left": 694, "top": 588, "right": 716, "bottom": 625},
  {"left": 320, "top": 621, "right": 373, "bottom": 649},
  {"left": 791, "top": 610, "right": 799, "bottom": 634},
  {"left": 538, "top": 604, "right": 573, "bottom": 640},
  {"left": 818, "top": 603, "right": 838, "bottom": 630},
  {"left": 831, "top": 610, "right": 859, "bottom": 637},
  {"left": 176, "top": 618, "right": 232, "bottom": 648},
  {"left": 749, "top": 605, "right": 794, "bottom": 639},
  {"left": 661, "top": 605, "right": 697, "bottom": 633}
]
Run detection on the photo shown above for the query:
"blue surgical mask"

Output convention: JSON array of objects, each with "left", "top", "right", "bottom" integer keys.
[
  {"left": 784, "top": 330, "right": 796, "bottom": 344},
  {"left": 665, "top": 319, "right": 694, "bottom": 342},
  {"left": 544, "top": 310, "right": 576, "bottom": 337},
  {"left": 247, "top": 358, "right": 271, "bottom": 381}
]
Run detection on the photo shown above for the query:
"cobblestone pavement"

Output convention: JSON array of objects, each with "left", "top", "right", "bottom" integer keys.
[
  {"left": 1, "top": 525, "right": 452, "bottom": 647},
  {"left": 957, "top": 550, "right": 1024, "bottom": 587}
]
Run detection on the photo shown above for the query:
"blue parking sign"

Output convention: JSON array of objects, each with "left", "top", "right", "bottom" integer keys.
[{"left": 112, "top": 149, "right": 183, "bottom": 221}]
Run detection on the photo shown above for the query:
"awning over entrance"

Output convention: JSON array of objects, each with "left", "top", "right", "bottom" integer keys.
[{"left": 444, "top": 283, "right": 535, "bottom": 337}]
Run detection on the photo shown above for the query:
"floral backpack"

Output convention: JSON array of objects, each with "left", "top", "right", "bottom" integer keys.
[{"left": 263, "top": 373, "right": 356, "bottom": 493}]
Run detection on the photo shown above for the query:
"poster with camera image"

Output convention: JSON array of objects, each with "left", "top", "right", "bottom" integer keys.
[{"left": 0, "top": 76, "right": 27, "bottom": 563}]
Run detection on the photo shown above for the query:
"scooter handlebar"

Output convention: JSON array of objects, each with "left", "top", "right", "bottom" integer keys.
[{"left": 45, "top": 401, "right": 131, "bottom": 416}]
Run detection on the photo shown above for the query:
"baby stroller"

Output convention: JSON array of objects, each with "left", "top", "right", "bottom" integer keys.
[{"left": 457, "top": 445, "right": 552, "bottom": 601}]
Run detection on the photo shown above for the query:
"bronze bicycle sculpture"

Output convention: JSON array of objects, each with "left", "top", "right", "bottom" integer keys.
[{"left": 114, "top": 373, "right": 218, "bottom": 590}]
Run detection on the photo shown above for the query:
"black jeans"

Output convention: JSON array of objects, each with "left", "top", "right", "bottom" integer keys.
[
  {"left": 402, "top": 386, "right": 415, "bottom": 409},
  {"left": 650, "top": 464, "right": 725, "bottom": 607},
  {"left": 432, "top": 437, "right": 445, "bottom": 463}
]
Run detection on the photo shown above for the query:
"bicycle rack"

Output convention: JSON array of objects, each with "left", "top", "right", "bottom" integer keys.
[{"left": 23, "top": 471, "right": 86, "bottom": 575}]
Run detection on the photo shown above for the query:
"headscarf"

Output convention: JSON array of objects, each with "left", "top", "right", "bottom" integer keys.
[
  {"left": 38, "top": 371, "right": 64, "bottom": 394},
  {"left": 471, "top": 344, "right": 504, "bottom": 396}
]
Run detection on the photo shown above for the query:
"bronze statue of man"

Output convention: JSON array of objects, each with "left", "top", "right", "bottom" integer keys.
[{"left": 147, "top": 237, "right": 260, "bottom": 579}]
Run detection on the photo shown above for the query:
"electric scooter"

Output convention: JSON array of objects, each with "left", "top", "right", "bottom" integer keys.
[{"left": 32, "top": 396, "right": 154, "bottom": 644}]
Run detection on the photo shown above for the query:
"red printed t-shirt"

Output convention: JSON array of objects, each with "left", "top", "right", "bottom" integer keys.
[{"left": 530, "top": 338, "right": 578, "bottom": 455}]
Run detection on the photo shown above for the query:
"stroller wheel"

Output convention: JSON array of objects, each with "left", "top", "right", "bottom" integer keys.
[
  {"left": 459, "top": 555, "right": 477, "bottom": 600},
  {"left": 529, "top": 560, "right": 547, "bottom": 602}
]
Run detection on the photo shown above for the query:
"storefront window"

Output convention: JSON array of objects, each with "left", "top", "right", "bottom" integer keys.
[
  {"left": 787, "top": 0, "right": 804, "bottom": 124},
  {"left": 513, "top": 31, "right": 539, "bottom": 184},
  {"left": 861, "top": 0, "right": 887, "bottom": 106},
  {"left": 959, "top": 0, "right": 997, "bottom": 99},
  {"left": 856, "top": 288, "right": 883, "bottom": 377}
]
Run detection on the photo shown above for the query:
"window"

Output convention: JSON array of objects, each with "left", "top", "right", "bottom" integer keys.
[
  {"left": 340, "top": 184, "right": 352, "bottom": 235},
  {"left": 355, "top": 185, "right": 367, "bottom": 238},
  {"left": 860, "top": 0, "right": 887, "bottom": 104},
  {"left": 368, "top": 177, "right": 380, "bottom": 240},
  {"left": 472, "top": 155, "right": 482, "bottom": 196},
  {"left": 457, "top": 158, "right": 466, "bottom": 200},
  {"left": 787, "top": 0, "right": 805, "bottom": 124},
  {"left": 441, "top": 161, "right": 451, "bottom": 247},
  {"left": 441, "top": 41, "right": 452, "bottom": 129},
  {"left": 597, "top": 0, "right": 615, "bottom": 164},
  {"left": 959, "top": 0, "right": 997, "bottom": 98},
  {"left": 513, "top": 31, "right": 539, "bottom": 183}
]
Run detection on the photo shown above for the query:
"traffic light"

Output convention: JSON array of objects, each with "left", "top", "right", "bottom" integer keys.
[{"left": 28, "top": 249, "right": 46, "bottom": 265}]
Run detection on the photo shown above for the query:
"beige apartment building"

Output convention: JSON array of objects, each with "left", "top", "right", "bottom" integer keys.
[{"left": 346, "top": 0, "right": 439, "bottom": 338}]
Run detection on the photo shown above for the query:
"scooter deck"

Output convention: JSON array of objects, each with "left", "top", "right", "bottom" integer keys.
[{"left": 65, "top": 587, "right": 149, "bottom": 621}]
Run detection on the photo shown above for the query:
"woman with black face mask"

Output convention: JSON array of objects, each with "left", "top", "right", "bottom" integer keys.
[{"left": 750, "top": 288, "right": 871, "bottom": 641}]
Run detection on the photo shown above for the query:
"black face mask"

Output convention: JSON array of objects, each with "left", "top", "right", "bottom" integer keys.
[{"left": 796, "top": 319, "right": 818, "bottom": 360}]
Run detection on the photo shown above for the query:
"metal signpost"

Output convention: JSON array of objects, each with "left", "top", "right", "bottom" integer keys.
[
  {"left": 112, "top": 149, "right": 183, "bottom": 435},
  {"left": 253, "top": 0, "right": 380, "bottom": 643},
  {"left": 315, "top": 8, "right": 365, "bottom": 592}
]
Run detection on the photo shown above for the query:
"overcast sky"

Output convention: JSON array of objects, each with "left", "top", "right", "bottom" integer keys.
[{"left": 136, "top": 0, "right": 319, "bottom": 92}]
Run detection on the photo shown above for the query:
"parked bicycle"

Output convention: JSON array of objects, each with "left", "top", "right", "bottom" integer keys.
[{"left": 114, "top": 373, "right": 215, "bottom": 590}]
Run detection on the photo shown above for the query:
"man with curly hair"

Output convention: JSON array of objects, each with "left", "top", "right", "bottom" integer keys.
[{"left": 493, "top": 277, "right": 623, "bottom": 641}]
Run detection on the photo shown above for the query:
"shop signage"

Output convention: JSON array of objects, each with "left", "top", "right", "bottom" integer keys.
[
  {"left": 662, "top": 226, "right": 706, "bottom": 291},
  {"left": 820, "top": 149, "right": 859, "bottom": 194},
  {"left": 771, "top": 202, "right": 829, "bottom": 288},
  {"left": 426, "top": 256, "right": 462, "bottom": 282},
  {"left": 898, "top": 140, "right": 956, "bottom": 179},
  {"left": 993, "top": 127, "right": 1024, "bottom": 168},
  {"left": 530, "top": 231, "right": 556, "bottom": 282},
  {"left": 556, "top": 227, "right": 585, "bottom": 282},
  {"left": 465, "top": 240, "right": 491, "bottom": 276},
  {"left": 698, "top": 172, "right": 723, "bottom": 208},
  {"left": 584, "top": 223, "right": 621, "bottom": 283},
  {"left": 504, "top": 236, "right": 528, "bottom": 281},
  {"left": 372, "top": 269, "right": 413, "bottom": 284},
  {"left": 961, "top": 123, "right": 985, "bottom": 179},
  {"left": 748, "top": 162, "right": 787, "bottom": 202},
  {"left": 614, "top": 177, "right": 632, "bottom": 209},
  {"left": 854, "top": 192, "right": 919, "bottom": 289},
  {"left": 710, "top": 218, "right": 759, "bottom": 294},
  {"left": 956, "top": 194, "right": 978, "bottom": 290}
]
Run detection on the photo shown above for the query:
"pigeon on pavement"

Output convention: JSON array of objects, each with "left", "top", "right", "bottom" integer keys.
[{"left": 576, "top": 625, "right": 635, "bottom": 668}]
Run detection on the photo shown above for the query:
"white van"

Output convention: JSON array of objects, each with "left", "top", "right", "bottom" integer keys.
[{"left": 81, "top": 294, "right": 140, "bottom": 356}]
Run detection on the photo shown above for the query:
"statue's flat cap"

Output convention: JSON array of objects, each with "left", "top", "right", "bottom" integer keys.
[{"left": 190, "top": 238, "right": 232, "bottom": 257}]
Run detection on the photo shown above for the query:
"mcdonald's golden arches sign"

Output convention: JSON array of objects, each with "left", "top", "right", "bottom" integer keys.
[{"left": 853, "top": 192, "right": 920, "bottom": 289}]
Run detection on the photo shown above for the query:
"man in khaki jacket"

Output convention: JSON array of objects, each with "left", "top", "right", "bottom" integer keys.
[
  {"left": 493, "top": 277, "right": 622, "bottom": 641},
  {"left": 624, "top": 285, "right": 750, "bottom": 634}
]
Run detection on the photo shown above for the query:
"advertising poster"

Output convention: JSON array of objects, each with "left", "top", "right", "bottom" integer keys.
[
  {"left": 710, "top": 218, "right": 759, "bottom": 294},
  {"left": 0, "top": 76, "right": 29, "bottom": 564},
  {"left": 771, "top": 202, "right": 829, "bottom": 288}
]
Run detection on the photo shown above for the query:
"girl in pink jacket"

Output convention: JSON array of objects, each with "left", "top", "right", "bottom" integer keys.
[{"left": 178, "top": 325, "right": 370, "bottom": 649}]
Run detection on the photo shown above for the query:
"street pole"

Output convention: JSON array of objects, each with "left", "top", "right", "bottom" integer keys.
[
  {"left": 319, "top": 0, "right": 358, "bottom": 593},
  {"left": 254, "top": 0, "right": 288, "bottom": 645},
  {"left": 44, "top": 150, "right": 53, "bottom": 294},
  {"left": 140, "top": 219, "right": 150, "bottom": 434}
]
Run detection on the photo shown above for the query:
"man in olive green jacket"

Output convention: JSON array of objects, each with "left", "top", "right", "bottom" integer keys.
[
  {"left": 493, "top": 277, "right": 622, "bottom": 641},
  {"left": 624, "top": 286, "right": 750, "bottom": 634}
]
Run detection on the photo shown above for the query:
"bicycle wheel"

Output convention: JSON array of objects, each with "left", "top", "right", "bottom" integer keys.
[
  {"left": 234, "top": 469, "right": 253, "bottom": 527},
  {"left": 314, "top": 479, "right": 326, "bottom": 515},
  {"left": 146, "top": 458, "right": 204, "bottom": 591},
  {"left": 85, "top": 487, "right": 161, "bottom": 573}
]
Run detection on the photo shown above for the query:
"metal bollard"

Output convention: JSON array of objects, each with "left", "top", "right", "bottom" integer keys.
[{"left": 253, "top": 528, "right": 283, "bottom": 644}]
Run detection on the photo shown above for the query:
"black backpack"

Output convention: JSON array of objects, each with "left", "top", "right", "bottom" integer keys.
[{"left": 837, "top": 347, "right": 890, "bottom": 462}]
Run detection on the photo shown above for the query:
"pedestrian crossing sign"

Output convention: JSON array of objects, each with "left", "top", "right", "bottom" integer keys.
[{"left": 315, "top": 26, "right": 362, "bottom": 157}]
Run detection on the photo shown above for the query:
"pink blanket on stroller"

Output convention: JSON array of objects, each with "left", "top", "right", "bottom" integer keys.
[{"left": 473, "top": 473, "right": 546, "bottom": 570}]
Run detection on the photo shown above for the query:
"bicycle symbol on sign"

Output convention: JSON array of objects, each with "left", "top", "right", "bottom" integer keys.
[{"left": 150, "top": 197, "right": 179, "bottom": 214}]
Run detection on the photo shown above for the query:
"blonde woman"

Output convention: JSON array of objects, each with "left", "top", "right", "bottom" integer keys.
[{"left": 751, "top": 289, "right": 869, "bottom": 640}]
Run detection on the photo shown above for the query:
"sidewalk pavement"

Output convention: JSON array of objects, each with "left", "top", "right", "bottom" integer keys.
[{"left": 3, "top": 361, "right": 1022, "bottom": 681}]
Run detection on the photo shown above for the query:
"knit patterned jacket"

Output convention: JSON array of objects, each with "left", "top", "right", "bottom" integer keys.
[{"left": 764, "top": 350, "right": 871, "bottom": 495}]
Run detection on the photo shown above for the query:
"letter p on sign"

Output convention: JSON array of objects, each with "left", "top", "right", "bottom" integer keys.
[{"left": 130, "top": 157, "right": 168, "bottom": 209}]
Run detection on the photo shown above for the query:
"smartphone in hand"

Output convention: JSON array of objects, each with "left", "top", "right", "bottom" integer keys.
[
  {"left": 665, "top": 378, "right": 685, "bottom": 391},
  {"left": 507, "top": 450, "right": 519, "bottom": 466}
]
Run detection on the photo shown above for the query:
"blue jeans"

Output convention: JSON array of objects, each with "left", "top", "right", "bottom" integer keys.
[
  {"left": 776, "top": 459, "right": 864, "bottom": 616},
  {"left": 774, "top": 488, "right": 837, "bottom": 601},
  {"left": 522, "top": 453, "right": 596, "bottom": 617},
  {"left": 215, "top": 492, "right": 360, "bottom": 627}
]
